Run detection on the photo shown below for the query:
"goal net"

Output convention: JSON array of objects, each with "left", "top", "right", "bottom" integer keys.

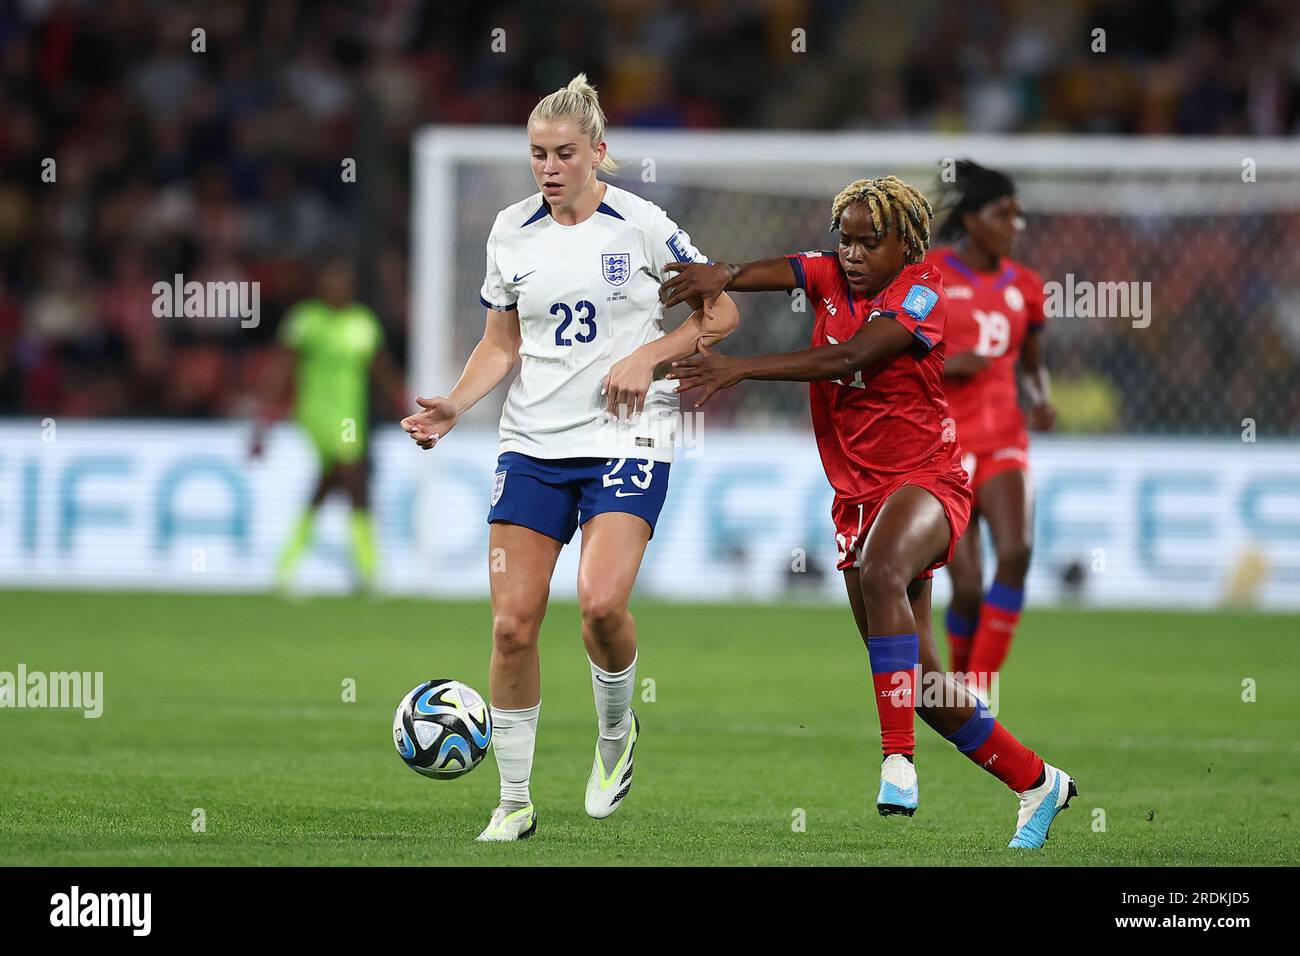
[
  {"left": 413, "top": 128, "right": 1300, "bottom": 440},
  {"left": 407, "top": 129, "right": 1300, "bottom": 607}
]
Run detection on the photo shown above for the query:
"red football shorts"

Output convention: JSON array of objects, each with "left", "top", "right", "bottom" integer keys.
[
  {"left": 832, "top": 465, "right": 973, "bottom": 579},
  {"left": 961, "top": 436, "right": 1029, "bottom": 494}
]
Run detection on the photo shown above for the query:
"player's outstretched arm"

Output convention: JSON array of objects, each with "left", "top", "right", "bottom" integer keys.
[
  {"left": 401, "top": 308, "right": 520, "bottom": 450},
  {"left": 1020, "top": 328, "right": 1056, "bottom": 430},
  {"left": 602, "top": 293, "right": 740, "bottom": 417},
  {"left": 668, "top": 315, "right": 916, "bottom": 407},
  {"left": 659, "top": 257, "right": 797, "bottom": 309}
]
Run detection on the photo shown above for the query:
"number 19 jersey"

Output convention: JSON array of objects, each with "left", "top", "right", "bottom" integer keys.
[
  {"left": 479, "top": 183, "right": 707, "bottom": 464},
  {"left": 924, "top": 246, "right": 1046, "bottom": 454}
]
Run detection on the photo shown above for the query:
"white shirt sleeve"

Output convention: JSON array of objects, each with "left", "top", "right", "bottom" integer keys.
[
  {"left": 645, "top": 205, "right": 708, "bottom": 280},
  {"left": 478, "top": 220, "right": 517, "bottom": 312}
]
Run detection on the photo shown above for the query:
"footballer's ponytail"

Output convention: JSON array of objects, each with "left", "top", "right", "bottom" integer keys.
[{"left": 530, "top": 73, "right": 620, "bottom": 174}]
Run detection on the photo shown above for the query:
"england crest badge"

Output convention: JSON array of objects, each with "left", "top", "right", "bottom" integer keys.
[
  {"left": 492, "top": 470, "right": 506, "bottom": 506},
  {"left": 602, "top": 253, "right": 631, "bottom": 286}
]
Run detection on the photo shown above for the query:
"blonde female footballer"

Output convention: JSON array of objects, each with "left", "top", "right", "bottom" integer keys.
[{"left": 401, "top": 75, "right": 739, "bottom": 841}]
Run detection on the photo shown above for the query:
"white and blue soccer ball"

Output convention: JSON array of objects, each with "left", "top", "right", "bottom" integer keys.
[{"left": 393, "top": 679, "right": 492, "bottom": 779}]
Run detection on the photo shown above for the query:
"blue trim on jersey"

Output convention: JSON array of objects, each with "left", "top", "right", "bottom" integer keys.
[
  {"left": 786, "top": 255, "right": 807, "bottom": 291},
  {"left": 596, "top": 201, "right": 625, "bottom": 220},
  {"left": 986, "top": 581, "right": 1025, "bottom": 612},
  {"left": 941, "top": 251, "right": 980, "bottom": 284},
  {"left": 946, "top": 700, "right": 996, "bottom": 753},
  {"left": 522, "top": 199, "right": 549, "bottom": 227},
  {"left": 992, "top": 266, "right": 1016, "bottom": 291},
  {"left": 867, "top": 633, "right": 919, "bottom": 675},
  {"left": 480, "top": 294, "right": 517, "bottom": 312},
  {"left": 875, "top": 309, "right": 934, "bottom": 351}
]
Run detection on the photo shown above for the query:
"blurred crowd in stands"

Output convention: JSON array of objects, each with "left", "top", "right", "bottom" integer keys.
[{"left": 1, "top": 0, "right": 1298, "bottom": 431}]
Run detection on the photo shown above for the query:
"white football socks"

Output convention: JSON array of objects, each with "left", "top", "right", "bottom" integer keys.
[
  {"left": 489, "top": 702, "right": 539, "bottom": 811},
  {"left": 590, "top": 654, "right": 636, "bottom": 770}
]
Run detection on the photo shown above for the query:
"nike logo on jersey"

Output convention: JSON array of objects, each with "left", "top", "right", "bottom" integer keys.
[
  {"left": 513, "top": 270, "right": 536, "bottom": 282},
  {"left": 614, "top": 489, "right": 644, "bottom": 498}
]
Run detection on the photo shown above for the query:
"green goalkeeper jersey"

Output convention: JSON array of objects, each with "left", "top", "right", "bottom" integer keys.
[{"left": 278, "top": 299, "right": 383, "bottom": 462}]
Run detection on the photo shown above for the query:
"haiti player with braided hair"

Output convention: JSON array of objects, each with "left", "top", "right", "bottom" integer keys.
[
  {"left": 924, "top": 160, "right": 1055, "bottom": 692},
  {"left": 660, "top": 175, "right": 1075, "bottom": 848}
]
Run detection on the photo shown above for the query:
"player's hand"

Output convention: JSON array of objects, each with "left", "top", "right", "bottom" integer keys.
[
  {"left": 944, "top": 351, "right": 990, "bottom": 378},
  {"left": 602, "top": 353, "right": 655, "bottom": 422},
  {"left": 1028, "top": 399, "right": 1057, "bottom": 431},
  {"left": 660, "top": 262, "right": 733, "bottom": 311},
  {"left": 401, "top": 395, "right": 459, "bottom": 450},
  {"left": 666, "top": 338, "right": 744, "bottom": 408}
]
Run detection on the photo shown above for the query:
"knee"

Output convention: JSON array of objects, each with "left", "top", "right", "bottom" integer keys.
[
  {"left": 579, "top": 590, "right": 628, "bottom": 641},
  {"left": 859, "top": 553, "right": 911, "bottom": 608},
  {"left": 995, "top": 541, "right": 1032, "bottom": 580},
  {"left": 492, "top": 610, "right": 540, "bottom": 656}
]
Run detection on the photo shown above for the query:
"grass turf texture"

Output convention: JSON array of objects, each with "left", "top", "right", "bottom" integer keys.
[{"left": 1, "top": 591, "right": 1297, "bottom": 866}]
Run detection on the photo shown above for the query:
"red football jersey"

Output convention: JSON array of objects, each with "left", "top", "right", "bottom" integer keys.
[
  {"left": 786, "top": 251, "right": 962, "bottom": 503},
  {"left": 925, "top": 246, "right": 1045, "bottom": 454}
]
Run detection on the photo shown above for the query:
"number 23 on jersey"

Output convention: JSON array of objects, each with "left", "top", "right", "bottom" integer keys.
[{"left": 551, "top": 300, "right": 598, "bottom": 347}]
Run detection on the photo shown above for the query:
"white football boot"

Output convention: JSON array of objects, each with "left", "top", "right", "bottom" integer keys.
[
  {"left": 1008, "top": 763, "right": 1077, "bottom": 848},
  {"left": 475, "top": 803, "right": 537, "bottom": 842},
  {"left": 584, "top": 710, "right": 640, "bottom": 819},
  {"left": 876, "top": 753, "right": 919, "bottom": 816}
]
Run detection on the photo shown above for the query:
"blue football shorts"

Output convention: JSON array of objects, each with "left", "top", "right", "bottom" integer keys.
[{"left": 486, "top": 452, "right": 671, "bottom": 543}]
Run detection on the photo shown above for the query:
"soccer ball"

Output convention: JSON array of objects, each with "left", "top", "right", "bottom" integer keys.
[{"left": 393, "top": 679, "right": 492, "bottom": 779}]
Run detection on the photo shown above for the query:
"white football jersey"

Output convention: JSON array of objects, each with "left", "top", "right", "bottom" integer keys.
[{"left": 479, "top": 183, "right": 707, "bottom": 464}]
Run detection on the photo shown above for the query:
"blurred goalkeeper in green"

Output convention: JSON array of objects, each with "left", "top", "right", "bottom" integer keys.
[{"left": 250, "top": 257, "right": 406, "bottom": 592}]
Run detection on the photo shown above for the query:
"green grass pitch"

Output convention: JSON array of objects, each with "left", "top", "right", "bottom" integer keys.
[{"left": 1, "top": 590, "right": 1297, "bottom": 866}]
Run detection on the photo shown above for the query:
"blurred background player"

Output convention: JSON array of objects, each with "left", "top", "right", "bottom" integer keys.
[
  {"left": 400, "top": 75, "right": 739, "bottom": 841},
  {"left": 664, "top": 176, "right": 1075, "bottom": 848},
  {"left": 250, "top": 256, "right": 406, "bottom": 593},
  {"left": 927, "top": 161, "right": 1054, "bottom": 690}
]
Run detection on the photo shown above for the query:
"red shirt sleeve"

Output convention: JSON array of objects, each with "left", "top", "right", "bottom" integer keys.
[
  {"left": 879, "top": 263, "right": 946, "bottom": 352},
  {"left": 785, "top": 250, "right": 839, "bottom": 299},
  {"left": 1020, "top": 266, "right": 1046, "bottom": 332}
]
